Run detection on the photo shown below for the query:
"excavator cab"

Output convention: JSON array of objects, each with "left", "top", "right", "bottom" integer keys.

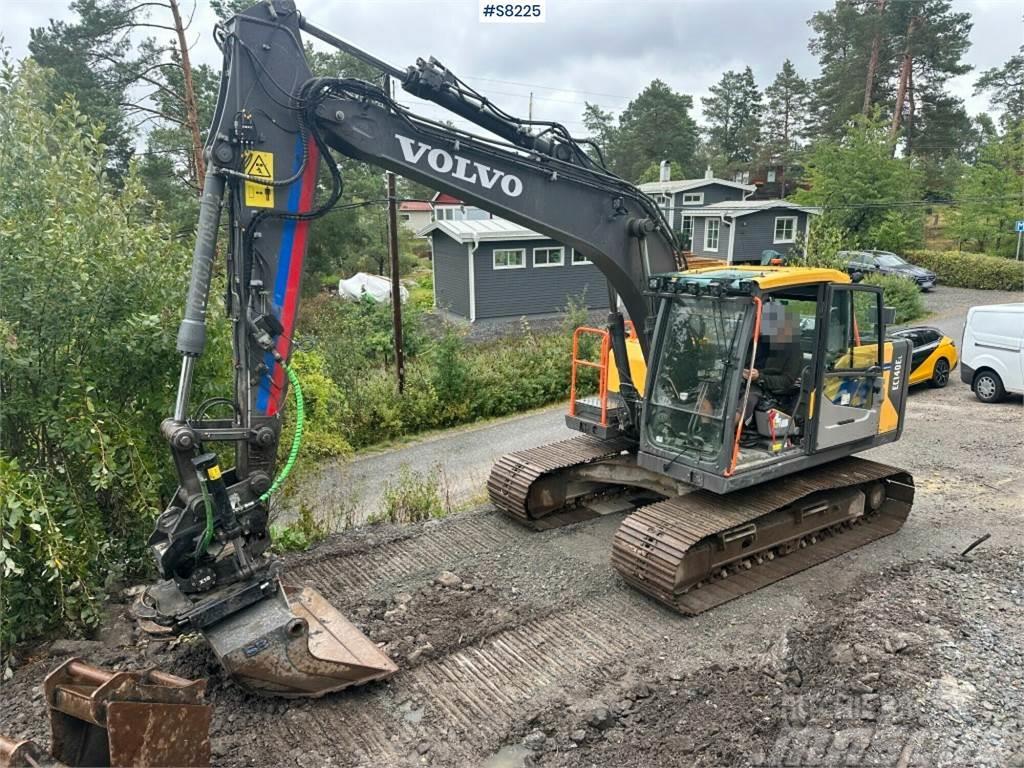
[
  {"left": 497, "top": 265, "right": 916, "bottom": 612},
  {"left": 636, "top": 266, "right": 911, "bottom": 494}
]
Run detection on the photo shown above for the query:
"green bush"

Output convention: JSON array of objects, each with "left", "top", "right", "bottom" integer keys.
[
  {"left": 271, "top": 504, "right": 329, "bottom": 553},
  {"left": 863, "top": 274, "right": 925, "bottom": 325},
  {"left": 0, "top": 62, "right": 229, "bottom": 654},
  {"left": 373, "top": 465, "right": 447, "bottom": 525},
  {"left": 284, "top": 349, "right": 352, "bottom": 459},
  {"left": 906, "top": 250, "right": 1024, "bottom": 291}
]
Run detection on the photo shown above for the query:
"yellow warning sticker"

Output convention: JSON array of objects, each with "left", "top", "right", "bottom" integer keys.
[{"left": 243, "top": 151, "right": 274, "bottom": 208}]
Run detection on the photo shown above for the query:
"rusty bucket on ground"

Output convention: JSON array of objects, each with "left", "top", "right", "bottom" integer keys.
[
  {"left": 0, "top": 734, "right": 45, "bottom": 767},
  {"left": 42, "top": 658, "right": 212, "bottom": 767},
  {"left": 202, "top": 583, "right": 397, "bottom": 698}
]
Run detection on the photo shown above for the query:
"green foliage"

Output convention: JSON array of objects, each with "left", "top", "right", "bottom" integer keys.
[
  {"left": 906, "top": 251, "right": 1024, "bottom": 291},
  {"left": 636, "top": 161, "right": 686, "bottom": 185},
  {"left": 762, "top": 59, "right": 811, "bottom": 194},
  {"left": 28, "top": 0, "right": 139, "bottom": 179},
  {"left": 284, "top": 350, "right": 352, "bottom": 459},
  {"left": 948, "top": 128, "right": 1024, "bottom": 256},
  {"left": 0, "top": 62, "right": 229, "bottom": 651},
  {"left": 431, "top": 329, "right": 473, "bottom": 424},
  {"left": 298, "top": 293, "right": 428, "bottom": 382},
  {"left": 373, "top": 465, "right": 447, "bottom": 525},
  {"left": 270, "top": 504, "right": 329, "bottom": 553},
  {"left": 809, "top": 0, "right": 973, "bottom": 162},
  {"left": 788, "top": 219, "right": 853, "bottom": 270},
  {"left": 702, "top": 67, "right": 763, "bottom": 168},
  {"left": 795, "top": 112, "right": 925, "bottom": 251},
  {"left": 863, "top": 274, "right": 924, "bottom": 325},
  {"left": 974, "top": 46, "right": 1024, "bottom": 130},
  {"left": 607, "top": 80, "right": 700, "bottom": 181}
]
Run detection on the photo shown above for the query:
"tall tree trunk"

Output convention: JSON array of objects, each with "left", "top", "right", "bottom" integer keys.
[
  {"left": 169, "top": 0, "right": 206, "bottom": 192},
  {"left": 906, "top": 66, "right": 915, "bottom": 154},
  {"left": 890, "top": 16, "right": 921, "bottom": 142},
  {"left": 780, "top": 99, "right": 789, "bottom": 197},
  {"left": 863, "top": 0, "right": 887, "bottom": 114}
]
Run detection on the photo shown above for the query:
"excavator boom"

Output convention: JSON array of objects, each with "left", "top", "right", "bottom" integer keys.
[{"left": 138, "top": 0, "right": 681, "bottom": 696}]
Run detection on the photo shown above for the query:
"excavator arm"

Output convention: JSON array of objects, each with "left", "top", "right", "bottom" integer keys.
[{"left": 136, "top": 0, "right": 680, "bottom": 695}]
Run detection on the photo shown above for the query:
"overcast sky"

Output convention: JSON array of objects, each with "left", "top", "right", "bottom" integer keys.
[{"left": 3, "top": 0, "right": 1020, "bottom": 132}]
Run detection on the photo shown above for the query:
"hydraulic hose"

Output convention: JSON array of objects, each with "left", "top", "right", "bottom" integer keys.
[
  {"left": 193, "top": 360, "right": 304, "bottom": 558},
  {"left": 260, "top": 360, "right": 305, "bottom": 502}
]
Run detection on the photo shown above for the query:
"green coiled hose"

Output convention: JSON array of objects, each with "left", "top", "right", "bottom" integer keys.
[
  {"left": 193, "top": 360, "right": 304, "bottom": 558},
  {"left": 260, "top": 359, "right": 305, "bottom": 502}
]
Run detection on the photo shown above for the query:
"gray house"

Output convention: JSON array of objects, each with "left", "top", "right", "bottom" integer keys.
[
  {"left": 420, "top": 218, "right": 609, "bottom": 321},
  {"left": 685, "top": 200, "right": 819, "bottom": 263},
  {"left": 639, "top": 170, "right": 756, "bottom": 249}
]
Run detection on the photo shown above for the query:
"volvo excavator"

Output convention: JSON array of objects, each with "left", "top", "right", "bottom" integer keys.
[{"left": 134, "top": 0, "right": 915, "bottom": 696}]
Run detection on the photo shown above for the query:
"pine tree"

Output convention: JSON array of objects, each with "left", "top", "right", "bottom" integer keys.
[
  {"left": 974, "top": 47, "right": 1024, "bottom": 130},
  {"left": 701, "top": 67, "right": 763, "bottom": 170},
  {"left": 808, "top": 0, "right": 892, "bottom": 138},
  {"left": 581, "top": 102, "right": 617, "bottom": 168},
  {"left": 609, "top": 80, "right": 699, "bottom": 181},
  {"left": 762, "top": 60, "right": 811, "bottom": 196},
  {"left": 29, "top": 0, "right": 140, "bottom": 179}
]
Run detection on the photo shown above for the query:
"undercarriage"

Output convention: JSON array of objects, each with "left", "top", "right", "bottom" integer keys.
[{"left": 489, "top": 438, "right": 914, "bottom": 613}]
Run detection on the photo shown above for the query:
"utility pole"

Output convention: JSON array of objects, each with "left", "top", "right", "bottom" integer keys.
[
  {"left": 385, "top": 75, "right": 405, "bottom": 393},
  {"left": 528, "top": 91, "right": 533, "bottom": 121}
]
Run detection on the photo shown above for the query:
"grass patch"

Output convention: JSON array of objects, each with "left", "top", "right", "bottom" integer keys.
[{"left": 371, "top": 464, "right": 450, "bottom": 525}]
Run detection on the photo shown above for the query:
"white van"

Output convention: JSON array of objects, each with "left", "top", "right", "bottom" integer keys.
[{"left": 960, "top": 303, "right": 1024, "bottom": 403}]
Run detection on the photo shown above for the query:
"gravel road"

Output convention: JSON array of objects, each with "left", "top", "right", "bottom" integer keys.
[{"left": 2, "top": 285, "right": 1021, "bottom": 768}]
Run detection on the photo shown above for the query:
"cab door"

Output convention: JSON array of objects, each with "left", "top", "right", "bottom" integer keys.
[{"left": 812, "top": 285, "right": 884, "bottom": 451}]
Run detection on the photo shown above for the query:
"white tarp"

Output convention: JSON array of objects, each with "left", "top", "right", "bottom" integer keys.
[{"left": 337, "top": 272, "right": 409, "bottom": 304}]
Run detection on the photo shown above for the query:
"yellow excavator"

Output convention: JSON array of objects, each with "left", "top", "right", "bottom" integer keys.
[{"left": 134, "top": 0, "right": 914, "bottom": 696}]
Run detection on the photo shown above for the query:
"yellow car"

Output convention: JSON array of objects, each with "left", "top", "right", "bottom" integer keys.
[{"left": 889, "top": 326, "right": 958, "bottom": 388}]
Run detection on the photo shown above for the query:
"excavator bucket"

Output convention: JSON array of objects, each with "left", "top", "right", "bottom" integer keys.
[
  {"left": 202, "top": 583, "right": 397, "bottom": 698},
  {"left": 42, "top": 658, "right": 211, "bottom": 767},
  {"left": 0, "top": 734, "right": 45, "bottom": 767}
]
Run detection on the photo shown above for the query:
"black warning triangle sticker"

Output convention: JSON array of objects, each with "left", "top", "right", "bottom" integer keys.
[{"left": 247, "top": 154, "right": 272, "bottom": 178}]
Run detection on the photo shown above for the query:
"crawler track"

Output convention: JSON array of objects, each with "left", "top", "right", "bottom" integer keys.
[
  {"left": 612, "top": 457, "right": 914, "bottom": 614},
  {"left": 487, "top": 435, "right": 634, "bottom": 529}
]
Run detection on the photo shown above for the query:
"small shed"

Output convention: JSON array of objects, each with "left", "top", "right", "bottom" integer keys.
[
  {"left": 419, "top": 218, "right": 609, "bottom": 321},
  {"left": 683, "top": 200, "right": 820, "bottom": 264}
]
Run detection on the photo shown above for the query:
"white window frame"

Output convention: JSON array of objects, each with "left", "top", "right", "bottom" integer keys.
[
  {"left": 704, "top": 218, "right": 720, "bottom": 252},
  {"left": 434, "top": 206, "right": 457, "bottom": 221},
  {"left": 571, "top": 249, "right": 593, "bottom": 265},
  {"left": 533, "top": 246, "right": 564, "bottom": 268},
  {"left": 774, "top": 216, "right": 797, "bottom": 244},
  {"left": 681, "top": 192, "right": 704, "bottom": 206},
  {"left": 492, "top": 248, "right": 526, "bottom": 270}
]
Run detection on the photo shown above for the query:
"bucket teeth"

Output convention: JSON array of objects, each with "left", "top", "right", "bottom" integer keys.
[{"left": 202, "top": 583, "right": 397, "bottom": 698}]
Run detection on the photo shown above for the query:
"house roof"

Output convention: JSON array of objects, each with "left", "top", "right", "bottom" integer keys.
[
  {"left": 638, "top": 177, "right": 756, "bottom": 195},
  {"left": 431, "top": 192, "right": 463, "bottom": 205},
  {"left": 399, "top": 200, "right": 432, "bottom": 212},
  {"left": 680, "top": 200, "right": 821, "bottom": 218},
  {"left": 417, "top": 217, "right": 546, "bottom": 243}
]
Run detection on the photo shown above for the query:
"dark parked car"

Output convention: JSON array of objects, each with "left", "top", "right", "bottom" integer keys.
[{"left": 839, "top": 250, "right": 937, "bottom": 291}]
